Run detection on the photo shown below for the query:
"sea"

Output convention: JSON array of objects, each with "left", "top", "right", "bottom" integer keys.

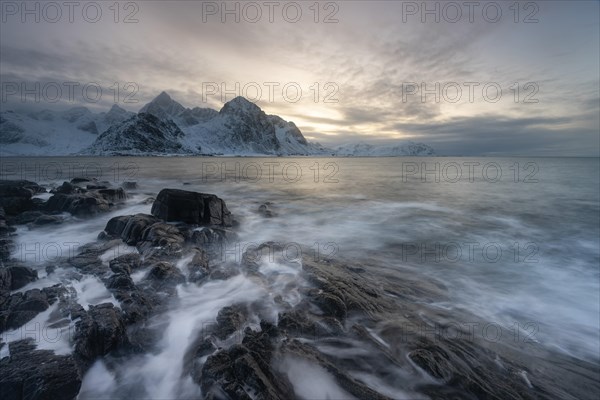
[{"left": 1, "top": 156, "right": 599, "bottom": 398}]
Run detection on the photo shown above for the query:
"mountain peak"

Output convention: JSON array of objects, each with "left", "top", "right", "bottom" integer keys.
[
  {"left": 151, "top": 91, "right": 175, "bottom": 106},
  {"left": 220, "top": 96, "right": 261, "bottom": 115}
]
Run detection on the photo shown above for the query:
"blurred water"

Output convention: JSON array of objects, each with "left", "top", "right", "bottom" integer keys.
[{"left": 3, "top": 156, "right": 599, "bottom": 384}]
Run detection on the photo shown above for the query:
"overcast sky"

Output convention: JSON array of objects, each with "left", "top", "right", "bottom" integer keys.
[{"left": 1, "top": 0, "right": 598, "bottom": 155}]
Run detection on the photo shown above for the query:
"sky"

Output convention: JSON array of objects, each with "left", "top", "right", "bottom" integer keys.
[{"left": 1, "top": 0, "right": 599, "bottom": 155}]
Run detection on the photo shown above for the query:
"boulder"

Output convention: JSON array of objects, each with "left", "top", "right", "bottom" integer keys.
[
  {"left": 46, "top": 188, "right": 126, "bottom": 216},
  {"left": 103, "top": 214, "right": 160, "bottom": 245},
  {"left": 198, "top": 322, "right": 294, "bottom": 400},
  {"left": 0, "top": 180, "right": 45, "bottom": 216},
  {"left": 0, "top": 339, "right": 81, "bottom": 400},
  {"left": 151, "top": 189, "right": 233, "bottom": 226},
  {"left": 6, "top": 264, "right": 38, "bottom": 290},
  {"left": 73, "top": 303, "right": 128, "bottom": 369}
]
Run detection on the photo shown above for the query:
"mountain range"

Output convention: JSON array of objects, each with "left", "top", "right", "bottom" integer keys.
[{"left": 0, "top": 92, "right": 435, "bottom": 156}]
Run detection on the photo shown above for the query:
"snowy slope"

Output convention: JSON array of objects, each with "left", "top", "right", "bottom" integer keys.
[
  {"left": 81, "top": 113, "right": 189, "bottom": 156},
  {"left": 1, "top": 92, "right": 435, "bottom": 156},
  {"left": 0, "top": 106, "right": 134, "bottom": 156}
]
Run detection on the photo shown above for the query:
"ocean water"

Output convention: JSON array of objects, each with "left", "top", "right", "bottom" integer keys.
[{"left": 2, "top": 156, "right": 599, "bottom": 397}]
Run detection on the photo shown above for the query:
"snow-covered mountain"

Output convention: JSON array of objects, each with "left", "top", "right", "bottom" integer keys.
[
  {"left": 0, "top": 92, "right": 434, "bottom": 156},
  {"left": 138, "top": 91, "right": 218, "bottom": 127},
  {"left": 82, "top": 113, "right": 189, "bottom": 156},
  {"left": 0, "top": 105, "right": 134, "bottom": 156},
  {"left": 335, "top": 142, "right": 435, "bottom": 156}
]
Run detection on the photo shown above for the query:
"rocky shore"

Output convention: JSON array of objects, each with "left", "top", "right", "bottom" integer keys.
[{"left": 0, "top": 178, "right": 598, "bottom": 399}]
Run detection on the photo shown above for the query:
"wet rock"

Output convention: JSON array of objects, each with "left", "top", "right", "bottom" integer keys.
[
  {"left": 104, "top": 214, "right": 160, "bottom": 245},
  {"left": 0, "top": 289, "right": 49, "bottom": 332},
  {"left": 309, "top": 290, "right": 347, "bottom": 320},
  {"left": 279, "top": 339, "right": 393, "bottom": 400},
  {"left": 0, "top": 237, "right": 14, "bottom": 263},
  {"left": 147, "top": 261, "right": 184, "bottom": 282},
  {"left": 46, "top": 188, "right": 126, "bottom": 216},
  {"left": 0, "top": 338, "right": 81, "bottom": 400},
  {"left": 6, "top": 264, "right": 38, "bottom": 290},
  {"left": 143, "top": 261, "right": 185, "bottom": 294},
  {"left": 258, "top": 202, "right": 276, "bottom": 218},
  {"left": 32, "top": 214, "right": 63, "bottom": 226},
  {"left": 0, "top": 180, "right": 45, "bottom": 216},
  {"left": 0, "top": 268, "right": 11, "bottom": 292},
  {"left": 109, "top": 253, "right": 142, "bottom": 275},
  {"left": 0, "top": 207, "right": 15, "bottom": 235},
  {"left": 73, "top": 303, "right": 128, "bottom": 370},
  {"left": 215, "top": 305, "right": 247, "bottom": 340},
  {"left": 137, "top": 222, "right": 185, "bottom": 258},
  {"left": 187, "top": 249, "right": 210, "bottom": 283},
  {"left": 151, "top": 189, "right": 233, "bottom": 227},
  {"left": 199, "top": 322, "right": 294, "bottom": 400},
  {"left": 51, "top": 181, "right": 79, "bottom": 195},
  {"left": 7, "top": 211, "right": 45, "bottom": 225}
]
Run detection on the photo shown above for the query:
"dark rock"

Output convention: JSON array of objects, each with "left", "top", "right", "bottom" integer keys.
[
  {"left": 51, "top": 181, "right": 78, "bottom": 195},
  {"left": 8, "top": 211, "right": 44, "bottom": 225},
  {"left": 122, "top": 181, "right": 138, "bottom": 190},
  {"left": 104, "top": 214, "right": 160, "bottom": 245},
  {"left": 73, "top": 303, "right": 127, "bottom": 370},
  {"left": 98, "top": 188, "right": 126, "bottom": 203},
  {"left": 187, "top": 249, "right": 210, "bottom": 283},
  {"left": 46, "top": 187, "right": 126, "bottom": 216},
  {"left": 0, "top": 237, "right": 14, "bottom": 262},
  {"left": 0, "top": 338, "right": 81, "bottom": 400},
  {"left": 151, "top": 189, "right": 233, "bottom": 226},
  {"left": 146, "top": 262, "right": 185, "bottom": 286},
  {"left": 309, "top": 290, "right": 347, "bottom": 321},
  {"left": 137, "top": 222, "right": 185, "bottom": 258},
  {"left": 199, "top": 324, "right": 294, "bottom": 400},
  {"left": 7, "top": 265, "right": 37, "bottom": 290},
  {"left": 109, "top": 253, "right": 142, "bottom": 275},
  {"left": 215, "top": 305, "right": 247, "bottom": 340},
  {"left": 0, "top": 267, "right": 11, "bottom": 292},
  {"left": 32, "top": 214, "right": 63, "bottom": 226},
  {"left": 0, "top": 180, "right": 44, "bottom": 216},
  {"left": 106, "top": 273, "right": 136, "bottom": 291},
  {"left": 280, "top": 339, "right": 393, "bottom": 400},
  {"left": 0, "top": 289, "right": 50, "bottom": 332}
]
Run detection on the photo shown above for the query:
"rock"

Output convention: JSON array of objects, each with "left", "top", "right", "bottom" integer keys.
[
  {"left": 258, "top": 202, "right": 276, "bottom": 218},
  {"left": 309, "top": 290, "right": 347, "bottom": 320},
  {"left": 0, "top": 338, "right": 81, "bottom": 400},
  {"left": 73, "top": 303, "right": 127, "bottom": 370},
  {"left": 279, "top": 339, "right": 393, "bottom": 400},
  {"left": 0, "top": 289, "right": 49, "bottom": 332},
  {"left": 187, "top": 249, "right": 210, "bottom": 283},
  {"left": 137, "top": 222, "right": 186, "bottom": 258},
  {"left": 51, "top": 181, "right": 78, "bottom": 195},
  {"left": 198, "top": 323, "right": 294, "bottom": 400},
  {"left": 6, "top": 265, "right": 38, "bottom": 290},
  {"left": 214, "top": 305, "right": 247, "bottom": 339},
  {"left": 46, "top": 188, "right": 126, "bottom": 216},
  {"left": 32, "top": 214, "right": 63, "bottom": 226},
  {"left": 146, "top": 262, "right": 185, "bottom": 285},
  {"left": 0, "top": 237, "right": 14, "bottom": 263},
  {"left": 0, "top": 267, "right": 11, "bottom": 292},
  {"left": 151, "top": 189, "right": 233, "bottom": 226},
  {"left": 103, "top": 214, "right": 160, "bottom": 245},
  {"left": 109, "top": 253, "right": 142, "bottom": 275},
  {"left": 0, "top": 180, "right": 45, "bottom": 216},
  {"left": 122, "top": 181, "right": 137, "bottom": 190},
  {"left": 7, "top": 211, "right": 44, "bottom": 225}
]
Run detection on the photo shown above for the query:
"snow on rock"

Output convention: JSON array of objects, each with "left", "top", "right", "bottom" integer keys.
[{"left": 0, "top": 92, "right": 435, "bottom": 156}]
